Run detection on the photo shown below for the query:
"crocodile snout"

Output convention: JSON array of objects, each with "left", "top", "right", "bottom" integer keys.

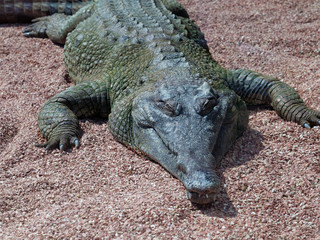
[
  {"left": 183, "top": 170, "right": 220, "bottom": 204},
  {"left": 177, "top": 153, "right": 221, "bottom": 204}
]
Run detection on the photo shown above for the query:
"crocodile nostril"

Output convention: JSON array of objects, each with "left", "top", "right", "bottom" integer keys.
[{"left": 177, "top": 163, "right": 187, "bottom": 175}]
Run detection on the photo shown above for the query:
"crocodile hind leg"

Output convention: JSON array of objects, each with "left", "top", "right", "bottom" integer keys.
[
  {"left": 22, "top": 3, "right": 94, "bottom": 44},
  {"left": 227, "top": 69, "right": 320, "bottom": 128},
  {"left": 37, "top": 80, "right": 110, "bottom": 150}
]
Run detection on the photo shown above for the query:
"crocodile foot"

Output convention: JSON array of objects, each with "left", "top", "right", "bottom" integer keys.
[
  {"left": 298, "top": 108, "right": 320, "bottom": 129},
  {"left": 36, "top": 134, "right": 80, "bottom": 151},
  {"left": 22, "top": 13, "right": 69, "bottom": 44},
  {"left": 22, "top": 16, "right": 51, "bottom": 38}
]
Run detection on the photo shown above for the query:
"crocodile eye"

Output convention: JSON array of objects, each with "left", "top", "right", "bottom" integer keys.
[
  {"left": 156, "top": 99, "right": 181, "bottom": 117},
  {"left": 195, "top": 96, "right": 218, "bottom": 116}
]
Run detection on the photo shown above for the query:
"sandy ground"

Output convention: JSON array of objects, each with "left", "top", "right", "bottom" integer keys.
[{"left": 1, "top": 0, "right": 320, "bottom": 239}]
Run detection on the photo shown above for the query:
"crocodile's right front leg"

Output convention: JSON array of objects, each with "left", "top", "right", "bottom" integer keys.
[{"left": 37, "top": 80, "right": 109, "bottom": 150}]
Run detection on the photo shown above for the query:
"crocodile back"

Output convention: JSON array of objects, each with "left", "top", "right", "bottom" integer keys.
[{"left": 0, "top": 0, "right": 92, "bottom": 22}]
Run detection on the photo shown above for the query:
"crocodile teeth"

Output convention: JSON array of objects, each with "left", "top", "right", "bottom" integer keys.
[
  {"left": 186, "top": 190, "right": 218, "bottom": 204},
  {"left": 187, "top": 191, "right": 192, "bottom": 200}
]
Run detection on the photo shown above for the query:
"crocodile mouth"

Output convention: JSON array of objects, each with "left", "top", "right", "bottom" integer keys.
[
  {"left": 146, "top": 131, "right": 220, "bottom": 205},
  {"left": 186, "top": 190, "right": 218, "bottom": 205}
]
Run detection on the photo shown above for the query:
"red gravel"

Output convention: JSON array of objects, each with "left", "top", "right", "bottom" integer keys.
[{"left": 1, "top": 0, "right": 320, "bottom": 239}]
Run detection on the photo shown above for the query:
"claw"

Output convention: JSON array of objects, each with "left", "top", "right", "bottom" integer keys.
[
  {"left": 22, "top": 26, "right": 35, "bottom": 33},
  {"left": 22, "top": 28, "right": 38, "bottom": 38},
  {"left": 45, "top": 144, "right": 52, "bottom": 150},
  {"left": 70, "top": 136, "right": 80, "bottom": 149},
  {"left": 59, "top": 144, "right": 66, "bottom": 151},
  {"left": 74, "top": 139, "right": 80, "bottom": 148},
  {"left": 22, "top": 19, "right": 48, "bottom": 38},
  {"left": 35, "top": 135, "right": 80, "bottom": 151},
  {"left": 23, "top": 32, "right": 33, "bottom": 37},
  {"left": 303, "top": 123, "right": 311, "bottom": 129}
]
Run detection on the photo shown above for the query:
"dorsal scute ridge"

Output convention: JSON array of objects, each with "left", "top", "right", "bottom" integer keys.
[
  {"left": 97, "top": 0, "right": 186, "bottom": 41},
  {"left": 95, "top": 0, "right": 188, "bottom": 64}
]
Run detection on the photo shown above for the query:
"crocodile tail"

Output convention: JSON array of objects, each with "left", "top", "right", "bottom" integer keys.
[{"left": 0, "top": 0, "right": 92, "bottom": 23}]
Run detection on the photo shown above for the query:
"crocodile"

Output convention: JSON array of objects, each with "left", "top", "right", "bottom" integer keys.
[{"left": 1, "top": 0, "right": 319, "bottom": 204}]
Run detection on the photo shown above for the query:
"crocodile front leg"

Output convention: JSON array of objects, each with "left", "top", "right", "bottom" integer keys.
[
  {"left": 228, "top": 69, "right": 320, "bottom": 128},
  {"left": 37, "top": 80, "right": 109, "bottom": 150},
  {"left": 22, "top": 3, "right": 94, "bottom": 44}
]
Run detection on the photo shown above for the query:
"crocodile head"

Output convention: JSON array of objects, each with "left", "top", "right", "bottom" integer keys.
[{"left": 132, "top": 82, "right": 248, "bottom": 204}]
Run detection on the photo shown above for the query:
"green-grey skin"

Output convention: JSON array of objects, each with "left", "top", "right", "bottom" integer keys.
[
  {"left": 0, "top": 0, "right": 91, "bottom": 22},
  {"left": 1, "top": 0, "right": 320, "bottom": 204}
]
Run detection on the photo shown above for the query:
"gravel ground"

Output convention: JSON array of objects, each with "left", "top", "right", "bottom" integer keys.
[{"left": 1, "top": 0, "right": 320, "bottom": 239}]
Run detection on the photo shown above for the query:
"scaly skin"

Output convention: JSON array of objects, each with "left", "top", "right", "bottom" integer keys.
[
  {"left": 0, "top": 0, "right": 91, "bottom": 22},
  {"left": 1, "top": 0, "right": 319, "bottom": 204}
]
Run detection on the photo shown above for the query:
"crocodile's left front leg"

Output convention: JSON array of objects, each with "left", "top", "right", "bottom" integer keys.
[
  {"left": 227, "top": 69, "right": 320, "bottom": 128},
  {"left": 37, "top": 80, "right": 109, "bottom": 150},
  {"left": 22, "top": 3, "right": 94, "bottom": 44}
]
